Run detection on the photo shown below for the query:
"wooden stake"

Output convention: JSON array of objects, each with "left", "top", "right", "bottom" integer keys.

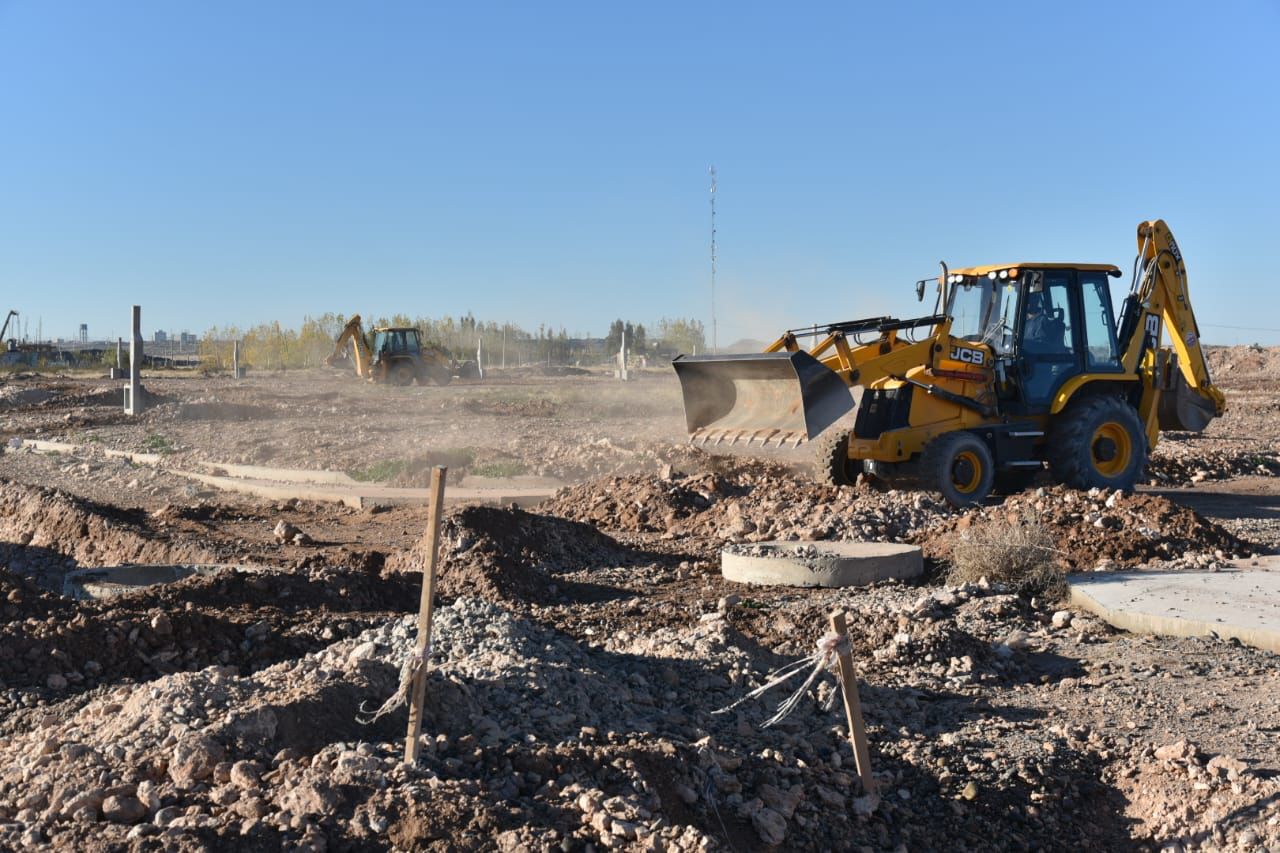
[
  {"left": 404, "top": 466, "right": 447, "bottom": 764},
  {"left": 829, "top": 610, "right": 877, "bottom": 794}
]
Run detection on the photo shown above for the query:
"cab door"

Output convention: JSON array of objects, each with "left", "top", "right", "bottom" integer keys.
[{"left": 1015, "top": 270, "right": 1084, "bottom": 409}]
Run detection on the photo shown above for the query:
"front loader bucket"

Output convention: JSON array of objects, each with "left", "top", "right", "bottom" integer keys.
[{"left": 672, "top": 351, "right": 854, "bottom": 447}]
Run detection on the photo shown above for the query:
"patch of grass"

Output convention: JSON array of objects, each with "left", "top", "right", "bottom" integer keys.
[
  {"left": 347, "top": 447, "right": 477, "bottom": 483},
  {"left": 946, "top": 516, "right": 1066, "bottom": 600},
  {"left": 142, "top": 433, "right": 175, "bottom": 455},
  {"left": 347, "top": 458, "right": 411, "bottom": 483},
  {"left": 470, "top": 461, "right": 528, "bottom": 478}
]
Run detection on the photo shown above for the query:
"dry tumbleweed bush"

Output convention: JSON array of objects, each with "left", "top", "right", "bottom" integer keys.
[{"left": 947, "top": 516, "right": 1066, "bottom": 599}]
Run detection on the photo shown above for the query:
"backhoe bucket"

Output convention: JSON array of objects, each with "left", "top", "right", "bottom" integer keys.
[
  {"left": 672, "top": 351, "right": 854, "bottom": 447},
  {"left": 1157, "top": 369, "right": 1218, "bottom": 432},
  {"left": 1155, "top": 350, "right": 1220, "bottom": 433}
]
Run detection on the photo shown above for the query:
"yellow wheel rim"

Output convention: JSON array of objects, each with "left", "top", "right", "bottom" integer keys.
[
  {"left": 952, "top": 450, "right": 983, "bottom": 494},
  {"left": 1091, "top": 422, "right": 1132, "bottom": 477}
]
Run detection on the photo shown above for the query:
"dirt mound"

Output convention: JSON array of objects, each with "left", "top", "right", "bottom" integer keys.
[
  {"left": 174, "top": 401, "right": 277, "bottom": 421},
  {"left": 1206, "top": 344, "right": 1280, "bottom": 380},
  {"left": 462, "top": 397, "right": 558, "bottom": 417},
  {"left": 123, "top": 564, "right": 417, "bottom": 615},
  {"left": 0, "top": 566, "right": 406, "bottom": 696},
  {"left": 0, "top": 571, "right": 63, "bottom": 622},
  {"left": 0, "top": 386, "right": 56, "bottom": 409},
  {"left": 390, "top": 505, "right": 649, "bottom": 603},
  {"left": 920, "top": 486, "right": 1251, "bottom": 571},
  {"left": 544, "top": 467, "right": 944, "bottom": 543},
  {"left": 0, "top": 481, "right": 215, "bottom": 588}
]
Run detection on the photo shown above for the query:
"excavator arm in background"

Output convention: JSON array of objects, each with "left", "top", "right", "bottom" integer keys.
[
  {"left": 0, "top": 310, "right": 16, "bottom": 343},
  {"left": 1116, "top": 220, "right": 1226, "bottom": 442},
  {"left": 326, "top": 315, "right": 373, "bottom": 379}
]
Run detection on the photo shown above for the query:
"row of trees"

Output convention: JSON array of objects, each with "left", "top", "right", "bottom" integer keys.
[{"left": 198, "top": 313, "right": 708, "bottom": 371}]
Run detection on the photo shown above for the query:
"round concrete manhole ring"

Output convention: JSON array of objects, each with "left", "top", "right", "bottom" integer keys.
[{"left": 721, "top": 541, "right": 923, "bottom": 588}]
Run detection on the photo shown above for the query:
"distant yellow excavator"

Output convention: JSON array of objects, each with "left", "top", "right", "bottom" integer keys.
[
  {"left": 674, "top": 219, "right": 1225, "bottom": 506},
  {"left": 326, "top": 315, "right": 462, "bottom": 386}
]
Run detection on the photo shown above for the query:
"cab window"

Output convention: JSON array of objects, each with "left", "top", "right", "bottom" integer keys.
[{"left": 1080, "top": 273, "right": 1122, "bottom": 370}]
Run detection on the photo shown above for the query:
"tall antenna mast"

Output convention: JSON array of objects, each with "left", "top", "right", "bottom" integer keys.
[{"left": 709, "top": 165, "right": 718, "bottom": 354}]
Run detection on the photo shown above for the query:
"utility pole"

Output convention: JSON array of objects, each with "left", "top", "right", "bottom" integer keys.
[{"left": 709, "top": 165, "right": 718, "bottom": 354}]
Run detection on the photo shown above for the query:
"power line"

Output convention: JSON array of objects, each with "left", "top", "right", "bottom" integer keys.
[{"left": 1201, "top": 323, "right": 1280, "bottom": 333}]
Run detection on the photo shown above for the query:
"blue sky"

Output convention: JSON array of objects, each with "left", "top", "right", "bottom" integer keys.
[{"left": 1, "top": 1, "right": 1277, "bottom": 344}]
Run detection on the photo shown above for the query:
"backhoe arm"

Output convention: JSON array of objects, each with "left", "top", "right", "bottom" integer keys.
[
  {"left": 1119, "top": 220, "right": 1225, "bottom": 438},
  {"left": 326, "top": 315, "right": 373, "bottom": 378}
]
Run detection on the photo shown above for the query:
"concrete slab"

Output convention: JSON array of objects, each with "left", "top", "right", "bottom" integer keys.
[
  {"left": 63, "top": 563, "right": 261, "bottom": 600},
  {"left": 721, "top": 541, "right": 923, "bottom": 588},
  {"left": 1069, "top": 558, "right": 1280, "bottom": 654}
]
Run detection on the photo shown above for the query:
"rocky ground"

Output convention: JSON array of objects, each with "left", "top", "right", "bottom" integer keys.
[{"left": 0, "top": 347, "right": 1277, "bottom": 851}]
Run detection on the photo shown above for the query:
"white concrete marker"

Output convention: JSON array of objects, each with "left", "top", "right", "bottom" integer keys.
[
  {"left": 618, "top": 328, "right": 629, "bottom": 381},
  {"left": 124, "top": 305, "right": 144, "bottom": 415}
]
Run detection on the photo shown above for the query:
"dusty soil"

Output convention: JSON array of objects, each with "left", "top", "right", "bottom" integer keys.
[{"left": 0, "top": 347, "right": 1277, "bottom": 852}]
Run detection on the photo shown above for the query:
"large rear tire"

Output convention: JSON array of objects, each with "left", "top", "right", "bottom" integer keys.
[
  {"left": 921, "top": 431, "right": 994, "bottom": 508},
  {"left": 1047, "top": 396, "right": 1147, "bottom": 490},
  {"left": 814, "top": 429, "right": 857, "bottom": 486},
  {"left": 390, "top": 363, "right": 416, "bottom": 387}
]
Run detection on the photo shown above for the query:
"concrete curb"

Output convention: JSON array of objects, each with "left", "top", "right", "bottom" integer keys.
[{"left": 19, "top": 436, "right": 559, "bottom": 510}]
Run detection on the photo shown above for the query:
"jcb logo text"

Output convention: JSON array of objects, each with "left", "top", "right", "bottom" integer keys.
[{"left": 949, "top": 346, "right": 986, "bottom": 366}]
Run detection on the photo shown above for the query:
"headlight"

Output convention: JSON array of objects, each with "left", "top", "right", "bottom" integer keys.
[{"left": 999, "top": 269, "right": 1009, "bottom": 280}]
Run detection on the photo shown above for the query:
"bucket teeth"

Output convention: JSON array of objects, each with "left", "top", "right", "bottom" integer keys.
[{"left": 692, "top": 427, "right": 808, "bottom": 448}]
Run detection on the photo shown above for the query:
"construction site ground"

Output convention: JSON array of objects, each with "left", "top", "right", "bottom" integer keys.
[{"left": 0, "top": 346, "right": 1278, "bottom": 852}]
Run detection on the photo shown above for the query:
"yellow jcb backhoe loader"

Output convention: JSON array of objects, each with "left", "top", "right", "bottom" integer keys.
[
  {"left": 325, "top": 315, "right": 457, "bottom": 386},
  {"left": 673, "top": 219, "right": 1225, "bottom": 507}
]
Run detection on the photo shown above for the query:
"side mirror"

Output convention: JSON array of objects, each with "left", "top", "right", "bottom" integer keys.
[{"left": 915, "top": 280, "right": 926, "bottom": 302}]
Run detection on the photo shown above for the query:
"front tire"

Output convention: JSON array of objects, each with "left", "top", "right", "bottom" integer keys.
[
  {"left": 921, "top": 431, "right": 994, "bottom": 508},
  {"left": 815, "top": 428, "right": 857, "bottom": 486},
  {"left": 1047, "top": 395, "right": 1147, "bottom": 490}
]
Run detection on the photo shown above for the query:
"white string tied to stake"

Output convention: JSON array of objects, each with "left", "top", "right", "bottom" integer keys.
[
  {"left": 713, "top": 631, "right": 849, "bottom": 728},
  {"left": 357, "top": 641, "right": 431, "bottom": 725}
]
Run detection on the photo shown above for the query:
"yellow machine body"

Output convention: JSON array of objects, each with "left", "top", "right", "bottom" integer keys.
[{"left": 672, "top": 220, "right": 1225, "bottom": 504}]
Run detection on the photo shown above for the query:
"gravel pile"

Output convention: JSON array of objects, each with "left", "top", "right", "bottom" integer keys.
[
  {"left": 1148, "top": 443, "right": 1280, "bottom": 484},
  {"left": 0, "top": 589, "right": 1190, "bottom": 851}
]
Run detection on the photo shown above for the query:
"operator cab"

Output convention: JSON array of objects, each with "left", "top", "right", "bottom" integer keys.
[
  {"left": 372, "top": 328, "right": 422, "bottom": 359},
  {"left": 943, "top": 263, "right": 1124, "bottom": 413}
]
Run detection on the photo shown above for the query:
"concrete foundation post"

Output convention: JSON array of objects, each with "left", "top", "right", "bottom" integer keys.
[
  {"left": 476, "top": 338, "right": 484, "bottom": 379},
  {"left": 124, "top": 305, "right": 144, "bottom": 415},
  {"left": 232, "top": 340, "right": 243, "bottom": 379},
  {"left": 110, "top": 337, "right": 129, "bottom": 380},
  {"left": 618, "top": 329, "right": 629, "bottom": 381}
]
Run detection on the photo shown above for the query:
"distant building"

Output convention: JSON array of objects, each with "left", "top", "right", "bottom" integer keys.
[
  {"left": 179, "top": 332, "right": 197, "bottom": 346},
  {"left": 154, "top": 330, "right": 168, "bottom": 343}
]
